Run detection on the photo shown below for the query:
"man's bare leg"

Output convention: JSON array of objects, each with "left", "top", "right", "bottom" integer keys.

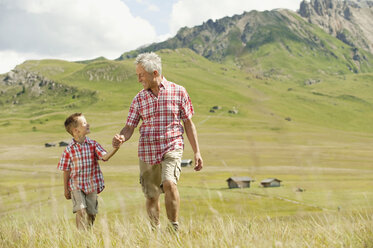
[{"left": 163, "top": 180, "right": 180, "bottom": 231}]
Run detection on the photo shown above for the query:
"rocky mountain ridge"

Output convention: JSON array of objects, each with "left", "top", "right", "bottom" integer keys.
[
  {"left": 118, "top": 3, "right": 373, "bottom": 74},
  {"left": 1, "top": 70, "right": 59, "bottom": 98},
  {"left": 119, "top": 10, "right": 295, "bottom": 61},
  {"left": 298, "top": 0, "right": 373, "bottom": 53},
  {"left": 0, "top": 69, "right": 95, "bottom": 106},
  {"left": 117, "top": 0, "right": 373, "bottom": 76}
]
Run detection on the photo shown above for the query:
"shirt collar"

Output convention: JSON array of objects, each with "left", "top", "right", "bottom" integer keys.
[
  {"left": 72, "top": 137, "right": 89, "bottom": 145},
  {"left": 159, "top": 77, "right": 169, "bottom": 89},
  {"left": 144, "top": 77, "right": 168, "bottom": 95}
]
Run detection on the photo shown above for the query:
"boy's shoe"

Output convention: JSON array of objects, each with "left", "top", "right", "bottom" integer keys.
[
  {"left": 171, "top": 222, "right": 179, "bottom": 232},
  {"left": 151, "top": 223, "right": 161, "bottom": 232}
]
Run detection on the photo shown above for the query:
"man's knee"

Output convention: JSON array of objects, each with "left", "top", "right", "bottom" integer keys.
[{"left": 163, "top": 180, "right": 177, "bottom": 192}]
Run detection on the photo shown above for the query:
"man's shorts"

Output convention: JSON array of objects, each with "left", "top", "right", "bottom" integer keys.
[
  {"left": 139, "top": 149, "right": 183, "bottom": 199},
  {"left": 71, "top": 190, "right": 98, "bottom": 215}
]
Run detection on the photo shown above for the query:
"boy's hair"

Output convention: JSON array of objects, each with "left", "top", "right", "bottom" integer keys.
[{"left": 64, "top": 113, "right": 82, "bottom": 135}]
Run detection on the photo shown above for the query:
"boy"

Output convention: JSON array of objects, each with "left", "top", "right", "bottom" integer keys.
[{"left": 58, "top": 113, "right": 122, "bottom": 230}]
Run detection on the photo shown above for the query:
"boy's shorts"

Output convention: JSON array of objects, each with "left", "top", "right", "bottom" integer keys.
[
  {"left": 139, "top": 149, "right": 183, "bottom": 199},
  {"left": 71, "top": 190, "right": 98, "bottom": 215}
]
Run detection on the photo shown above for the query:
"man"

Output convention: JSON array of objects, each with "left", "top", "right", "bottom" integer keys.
[{"left": 113, "top": 52, "right": 203, "bottom": 232}]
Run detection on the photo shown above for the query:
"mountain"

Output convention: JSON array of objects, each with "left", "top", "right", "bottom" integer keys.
[
  {"left": 1, "top": 0, "right": 373, "bottom": 133},
  {"left": 118, "top": 0, "right": 373, "bottom": 76},
  {"left": 299, "top": 0, "right": 373, "bottom": 53}
]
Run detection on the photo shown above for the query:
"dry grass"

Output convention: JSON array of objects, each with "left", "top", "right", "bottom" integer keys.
[{"left": 1, "top": 210, "right": 372, "bottom": 248}]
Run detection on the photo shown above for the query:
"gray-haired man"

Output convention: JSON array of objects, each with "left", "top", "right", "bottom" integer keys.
[{"left": 113, "top": 52, "right": 203, "bottom": 232}]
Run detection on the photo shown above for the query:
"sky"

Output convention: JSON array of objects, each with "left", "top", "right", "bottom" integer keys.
[{"left": 0, "top": 0, "right": 303, "bottom": 74}]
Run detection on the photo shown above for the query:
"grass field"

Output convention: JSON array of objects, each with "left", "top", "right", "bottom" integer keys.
[{"left": 1, "top": 49, "right": 373, "bottom": 247}]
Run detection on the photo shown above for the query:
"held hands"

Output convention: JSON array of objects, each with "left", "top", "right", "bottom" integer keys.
[
  {"left": 112, "top": 134, "right": 125, "bottom": 148},
  {"left": 194, "top": 152, "right": 203, "bottom": 171}
]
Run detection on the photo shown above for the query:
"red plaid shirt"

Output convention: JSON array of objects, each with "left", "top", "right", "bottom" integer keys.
[
  {"left": 57, "top": 137, "right": 106, "bottom": 194},
  {"left": 126, "top": 78, "right": 194, "bottom": 165}
]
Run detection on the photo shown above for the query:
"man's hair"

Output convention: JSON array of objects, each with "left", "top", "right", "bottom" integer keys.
[
  {"left": 135, "top": 52, "right": 162, "bottom": 75},
  {"left": 64, "top": 113, "right": 82, "bottom": 135}
]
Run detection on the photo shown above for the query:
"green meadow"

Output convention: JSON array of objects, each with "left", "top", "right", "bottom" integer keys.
[{"left": 1, "top": 49, "right": 373, "bottom": 247}]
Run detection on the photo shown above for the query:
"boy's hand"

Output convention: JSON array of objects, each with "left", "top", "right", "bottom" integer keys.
[
  {"left": 112, "top": 134, "right": 125, "bottom": 148},
  {"left": 64, "top": 189, "right": 71, "bottom": 200}
]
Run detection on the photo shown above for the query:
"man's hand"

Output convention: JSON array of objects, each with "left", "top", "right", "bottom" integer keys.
[
  {"left": 112, "top": 134, "right": 125, "bottom": 148},
  {"left": 64, "top": 189, "right": 71, "bottom": 200},
  {"left": 194, "top": 152, "right": 203, "bottom": 171}
]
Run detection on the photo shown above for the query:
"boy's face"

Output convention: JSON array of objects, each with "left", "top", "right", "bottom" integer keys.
[{"left": 73, "top": 116, "right": 90, "bottom": 136}]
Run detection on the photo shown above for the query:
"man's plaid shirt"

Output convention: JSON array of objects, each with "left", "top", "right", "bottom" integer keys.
[
  {"left": 126, "top": 78, "right": 194, "bottom": 165},
  {"left": 58, "top": 137, "right": 106, "bottom": 194}
]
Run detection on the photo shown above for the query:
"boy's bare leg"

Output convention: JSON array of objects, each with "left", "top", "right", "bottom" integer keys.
[
  {"left": 76, "top": 209, "right": 89, "bottom": 230},
  {"left": 88, "top": 214, "right": 96, "bottom": 226},
  {"left": 146, "top": 196, "right": 160, "bottom": 228}
]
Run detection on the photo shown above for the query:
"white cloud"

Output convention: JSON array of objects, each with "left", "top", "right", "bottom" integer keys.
[
  {"left": 0, "top": 0, "right": 158, "bottom": 73},
  {"left": 170, "top": 0, "right": 302, "bottom": 34}
]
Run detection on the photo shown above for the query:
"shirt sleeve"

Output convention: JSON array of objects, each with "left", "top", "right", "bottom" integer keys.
[
  {"left": 126, "top": 95, "right": 141, "bottom": 127},
  {"left": 180, "top": 87, "right": 194, "bottom": 121},
  {"left": 58, "top": 148, "right": 71, "bottom": 171},
  {"left": 95, "top": 141, "right": 107, "bottom": 161}
]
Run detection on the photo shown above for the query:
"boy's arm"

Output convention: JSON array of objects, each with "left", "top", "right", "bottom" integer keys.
[
  {"left": 63, "top": 170, "right": 71, "bottom": 200},
  {"left": 102, "top": 147, "right": 120, "bottom": 161}
]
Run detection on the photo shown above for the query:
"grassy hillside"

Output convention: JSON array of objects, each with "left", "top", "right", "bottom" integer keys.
[
  {"left": 236, "top": 20, "right": 373, "bottom": 78},
  {"left": 4, "top": 48, "right": 373, "bottom": 132}
]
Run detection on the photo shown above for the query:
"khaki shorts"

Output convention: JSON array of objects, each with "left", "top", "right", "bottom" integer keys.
[
  {"left": 71, "top": 190, "right": 98, "bottom": 215},
  {"left": 139, "top": 149, "right": 183, "bottom": 199}
]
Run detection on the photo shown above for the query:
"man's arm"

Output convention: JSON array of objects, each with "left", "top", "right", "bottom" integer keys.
[
  {"left": 63, "top": 170, "right": 71, "bottom": 199},
  {"left": 183, "top": 118, "right": 203, "bottom": 171},
  {"left": 112, "top": 124, "right": 135, "bottom": 148}
]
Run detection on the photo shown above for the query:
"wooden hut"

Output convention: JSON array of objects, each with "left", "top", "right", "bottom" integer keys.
[
  {"left": 59, "top": 141, "right": 69, "bottom": 147},
  {"left": 226, "top": 177, "right": 254, "bottom": 189},
  {"left": 181, "top": 159, "right": 192, "bottom": 167},
  {"left": 261, "top": 178, "right": 282, "bottom": 187}
]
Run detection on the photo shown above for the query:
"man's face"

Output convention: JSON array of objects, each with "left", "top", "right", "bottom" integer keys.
[
  {"left": 74, "top": 116, "right": 90, "bottom": 136},
  {"left": 136, "top": 64, "right": 154, "bottom": 90}
]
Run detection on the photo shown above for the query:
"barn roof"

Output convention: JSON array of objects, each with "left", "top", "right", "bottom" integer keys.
[
  {"left": 261, "top": 178, "right": 282, "bottom": 183},
  {"left": 226, "top": 177, "right": 254, "bottom": 182}
]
